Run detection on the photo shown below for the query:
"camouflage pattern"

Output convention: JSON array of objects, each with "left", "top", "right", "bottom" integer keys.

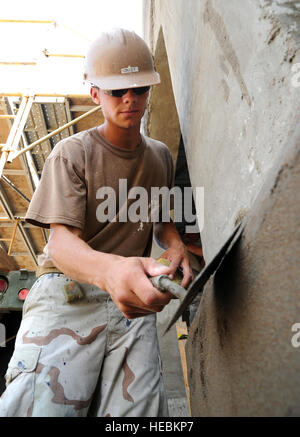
[{"left": 0, "top": 274, "right": 169, "bottom": 417}]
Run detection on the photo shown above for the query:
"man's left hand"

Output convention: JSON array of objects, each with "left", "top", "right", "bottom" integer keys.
[{"left": 160, "top": 242, "right": 194, "bottom": 289}]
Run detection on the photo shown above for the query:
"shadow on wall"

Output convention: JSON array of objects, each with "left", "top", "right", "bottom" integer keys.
[{"left": 147, "top": 26, "right": 181, "bottom": 164}]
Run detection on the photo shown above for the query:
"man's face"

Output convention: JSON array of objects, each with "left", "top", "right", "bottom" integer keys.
[{"left": 91, "top": 87, "right": 149, "bottom": 129}]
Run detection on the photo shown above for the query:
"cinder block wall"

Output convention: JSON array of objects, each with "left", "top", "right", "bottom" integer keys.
[{"left": 143, "top": 0, "right": 300, "bottom": 416}]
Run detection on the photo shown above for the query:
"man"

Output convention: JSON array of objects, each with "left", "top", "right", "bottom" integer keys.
[{"left": 0, "top": 29, "right": 192, "bottom": 417}]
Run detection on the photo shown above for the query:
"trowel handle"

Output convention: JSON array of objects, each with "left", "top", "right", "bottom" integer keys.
[{"left": 149, "top": 275, "right": 187, "bottom": 302}]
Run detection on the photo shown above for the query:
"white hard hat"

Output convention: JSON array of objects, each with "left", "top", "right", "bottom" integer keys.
[{"left": 84, "top": 28, "right": 160, "bottom": 90}]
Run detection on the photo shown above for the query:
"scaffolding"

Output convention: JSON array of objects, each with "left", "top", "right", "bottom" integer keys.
[
  {"left": 0, "top": 18, "right": 100, "bottom": 270},
  {"left": 0, "top": 92, "right": 101, "bottom": 269}
]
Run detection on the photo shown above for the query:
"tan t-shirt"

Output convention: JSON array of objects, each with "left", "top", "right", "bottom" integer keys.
[{"left": 25, "top": 127, "right": 174, "bottom": 267}]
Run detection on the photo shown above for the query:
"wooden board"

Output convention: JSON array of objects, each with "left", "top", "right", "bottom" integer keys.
[{"left": 176, "top": 321, "right": 191, "bottom": 415}]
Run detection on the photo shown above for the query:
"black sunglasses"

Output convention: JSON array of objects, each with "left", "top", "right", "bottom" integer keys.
[{"left": 103, "top": 86, "right": 150, "bottom": 97}]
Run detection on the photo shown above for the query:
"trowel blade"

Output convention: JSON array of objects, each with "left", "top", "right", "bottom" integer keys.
[{"left": 163, "top": 222, "right": 245, "bottom": 335}]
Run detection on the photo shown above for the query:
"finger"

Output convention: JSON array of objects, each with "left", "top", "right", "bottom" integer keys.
[
  {"left": 113, "top": 258, "right": 173, "bottom": 311},
  {"left": 168, "top": 257, "right": 182, "bottom": 279},
  {"left": 180, "top": 260, "right": 194, "bottom": 288},
  {"left": 117, "top": 276, "right": 171, "bottom": 311},
  {"left": 132, "top": 271, "right": 174, "bottom": 307},
  {"left": 141, "top": 257, "right": 173, "bottom": 277},
  {"left": 124, "top": 305, "right": 165, "bottom": 319},
  {"left": 121, "top": 298, "right": 166, "bottom": 314},
  {"left": 111, "top": 294, "right": 155, "bottom": 316},
  {"left": 118, "top": 299, "right": 166, "bottom": 318}
]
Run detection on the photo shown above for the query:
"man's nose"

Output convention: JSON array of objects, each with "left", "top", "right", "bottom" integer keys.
[{"left": 123, "top": 89, "right": 137, "bottom": 103}]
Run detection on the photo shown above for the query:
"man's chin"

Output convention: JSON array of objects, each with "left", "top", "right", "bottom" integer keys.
[{"left": 118, "top": 119, "right": 141, "bottom": 129}]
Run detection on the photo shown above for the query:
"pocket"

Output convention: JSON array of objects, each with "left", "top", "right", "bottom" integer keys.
[{"left": 5, "top": 345, "right": 41, "bottom": 387}]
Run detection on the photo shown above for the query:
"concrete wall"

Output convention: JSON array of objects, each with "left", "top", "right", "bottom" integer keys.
[
  {"left": 143, "top": 0, "right": 300, "bottom": 416},
  {"left": 144, "top": 0, "right": 299, "bottom": 261},
  {"left": 186, "top": 127, "right": 300, "bottom": 416}
]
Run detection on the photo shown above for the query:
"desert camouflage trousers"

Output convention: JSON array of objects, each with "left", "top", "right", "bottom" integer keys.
[{"left": 0, "top": 273, "right": 169, "bottom": 417}]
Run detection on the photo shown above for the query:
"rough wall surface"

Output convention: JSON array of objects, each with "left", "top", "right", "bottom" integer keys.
[
  {"left": 186, "top": 127, "right": 300, "bottom": 416},
  {"left": 144, "top": 0, "right": 299, "bottom": 261},
  {"left": 143, "top": 0, "right": 300, "bottom": 416}
]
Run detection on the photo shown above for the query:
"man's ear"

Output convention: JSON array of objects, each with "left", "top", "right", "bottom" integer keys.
[{"left": 90, "top": 87, "right": 101, "bottom": 105}]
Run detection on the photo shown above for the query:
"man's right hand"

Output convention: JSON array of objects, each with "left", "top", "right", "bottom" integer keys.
[
  {"left": 49, "top": 224, "right": 174, "bottom": 319},
  {"left": 100, "top": 256, "right": 174, "bottom": 319}
]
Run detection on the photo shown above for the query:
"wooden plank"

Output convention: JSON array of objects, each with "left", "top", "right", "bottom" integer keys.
[
  {"left": 176, "top": 321, "right": 191, "bottom": 416},
  {"left": 8, "top": 220, "right": 19, "bottom": 256},
  {"left": 3, "top": 169, "right": 26, "bottom": 175},
  {"left": 0, "top": 247, "right": 18, "bottom": 271},
  {"left": 70, "top": 105, "right": 97, "bottom": 112}
]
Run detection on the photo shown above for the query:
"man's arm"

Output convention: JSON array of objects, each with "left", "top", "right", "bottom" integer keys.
[
  {"left": 48, "top": 223, "right": 174, "bottom": 318},
  {"left": 153, "top": 221, "right": 194, "bottom": 288}
]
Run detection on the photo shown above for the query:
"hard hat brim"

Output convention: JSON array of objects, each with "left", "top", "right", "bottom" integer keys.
[{"left": 88, "top": 71, "right": 160, "bottom": 90}]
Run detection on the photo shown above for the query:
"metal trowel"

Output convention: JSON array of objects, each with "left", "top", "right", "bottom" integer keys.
[{"left": 150, "top": 222, "right": 245, "bottom": 335}]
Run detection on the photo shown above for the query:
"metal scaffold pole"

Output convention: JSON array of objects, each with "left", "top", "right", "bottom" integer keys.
[{"left": 8, "top": 105, "right": 101, "bottom": 162}]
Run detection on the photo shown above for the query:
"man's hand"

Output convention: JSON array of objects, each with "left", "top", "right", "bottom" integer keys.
[
  {"left": 159, "top": 241, "right": 194, "bottom": 288},
  {"left": 49, "top": 223, "right": 188, "bottom": 319},
  {"left": 100, "top": 256, "right": 175, "bottom": 319},
  {"left": 153, "top": 221, "right": 194, "bottom": 288}
]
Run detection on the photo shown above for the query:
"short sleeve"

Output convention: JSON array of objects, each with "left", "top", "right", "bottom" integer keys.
[{"left": 25, "top": 154, "right": 86, "bottom": 229}]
